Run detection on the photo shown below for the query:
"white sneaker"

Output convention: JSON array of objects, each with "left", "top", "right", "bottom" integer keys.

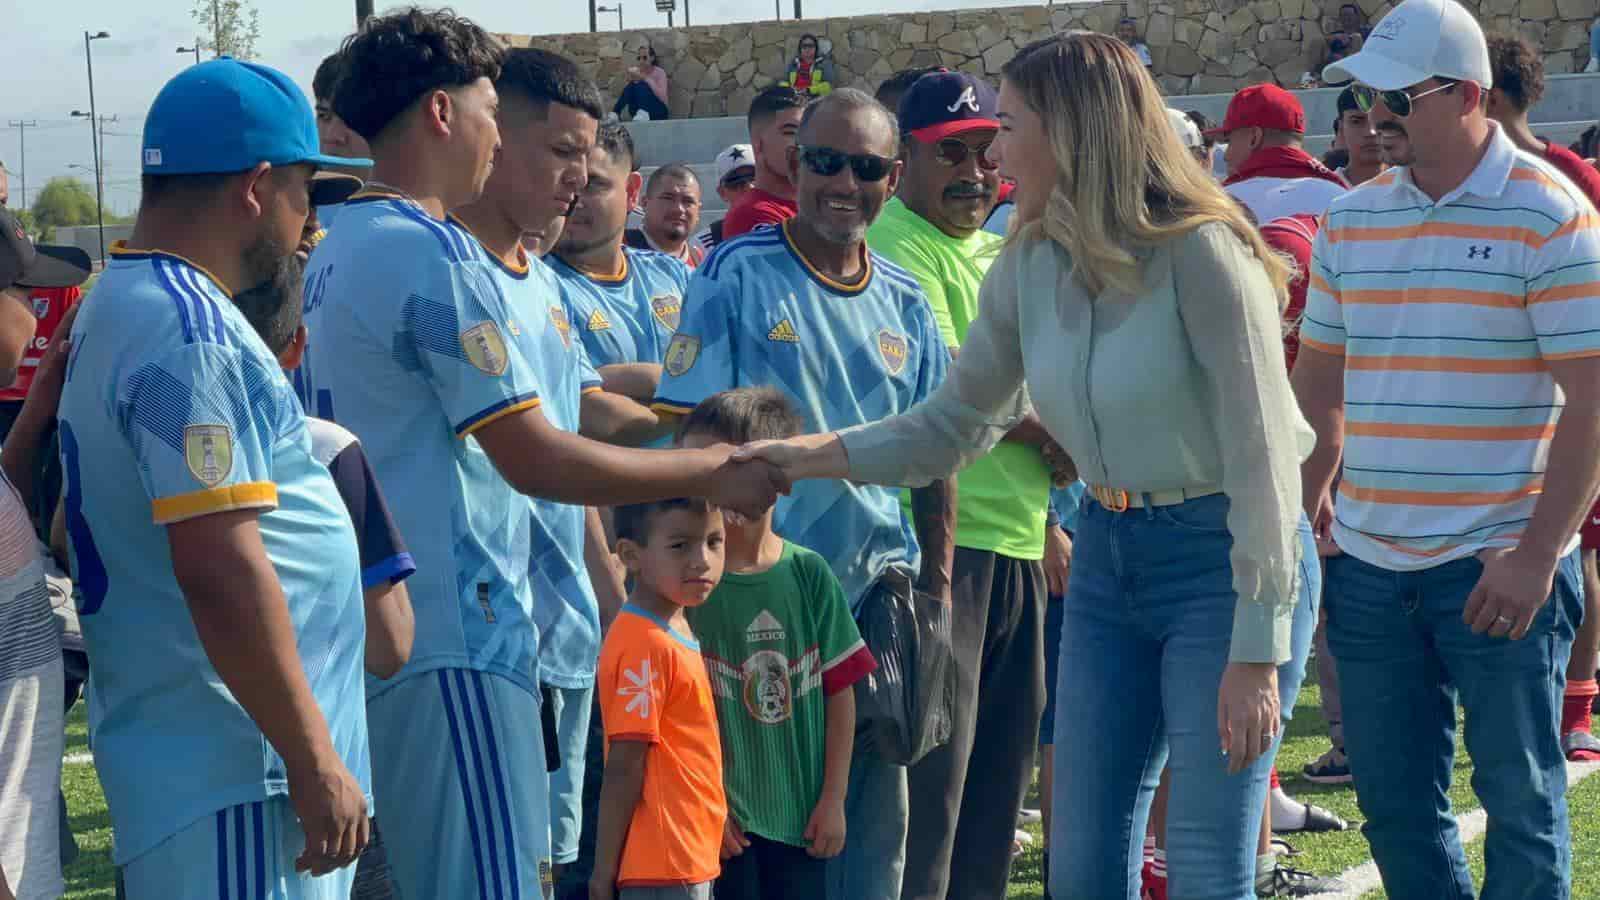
[
  {"left": 632, "top": 110, "right": 650, "bottom": 122},
  {"left": 1017, "top": 808, "right": 1042, "bottom": 824}
]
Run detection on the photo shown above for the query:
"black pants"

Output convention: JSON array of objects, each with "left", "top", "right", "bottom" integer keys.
[
  {"left": 901, "top": 548, "right": 1045, "bottom": 900},
  {"left": 715, "top": 832, "right": 827, "bottom": 900},
  {"left": 613, "top": 81, "right": 670, "bottom": 120}
]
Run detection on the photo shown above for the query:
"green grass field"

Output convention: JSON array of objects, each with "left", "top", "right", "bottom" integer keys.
[{"left": 58, "top": 680, "right": 1600, "bottom": 900}]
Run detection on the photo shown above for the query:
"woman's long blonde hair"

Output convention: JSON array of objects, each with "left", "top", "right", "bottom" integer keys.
[{"left": 1001, "top": 32, "right": 1290, "bottom": 305}]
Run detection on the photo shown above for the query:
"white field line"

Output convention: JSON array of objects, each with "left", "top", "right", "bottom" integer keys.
[{"left": 1315, "top": 760, "right": 1600, "bottom": 899}]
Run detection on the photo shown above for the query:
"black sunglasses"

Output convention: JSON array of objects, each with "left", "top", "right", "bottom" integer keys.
[
  {"left": 1350, "top": 81, "right": 1455, "bottom": 119},
  {"left": 796, "top": 145, "right": 895, "bottom": 183},
  {"left": 933, "top": 137, "right": 999, "bottom": 171}
]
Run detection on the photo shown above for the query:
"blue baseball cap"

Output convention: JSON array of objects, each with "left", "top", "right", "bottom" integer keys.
[
  {"left": 897, "top": 70, "right": 1000, "bottom": 143},
  {"left": 142, "top": 58, "right": 372, "bottom": 175}
]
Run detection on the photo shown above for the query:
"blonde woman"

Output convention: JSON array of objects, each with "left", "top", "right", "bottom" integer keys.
[{"left": 733, "top": 32, "right": 1317, "bottom": 899}]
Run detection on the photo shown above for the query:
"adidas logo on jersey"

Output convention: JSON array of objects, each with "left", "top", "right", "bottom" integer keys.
[
  {"left": 746, "top": 609, "right": 786, "bottom": 642},
  {"left": 768, "top": 319, "right": 799, "bottom": 343},
  {"left": 587, "top": 310, "right": 612, "bottom": 332}
]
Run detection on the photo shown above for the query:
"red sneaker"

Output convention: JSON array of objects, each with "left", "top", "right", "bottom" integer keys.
[{"left": 1141, "top": 861, "right": 1168, "bottom": 900}]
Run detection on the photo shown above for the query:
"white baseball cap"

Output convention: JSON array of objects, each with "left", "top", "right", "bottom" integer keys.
[
  {"left": 1322, "top": 0, "right": 1490, "bottom": 91},
  {"left": 1166, "top": 108, "right": 1202, "bottom": 149},
  {"left": 715, "top": 143, "right": 756, "bottom": 184}
]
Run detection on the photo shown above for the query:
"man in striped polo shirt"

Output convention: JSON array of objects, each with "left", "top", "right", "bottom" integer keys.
[{"left": 1293, "top": 0, "right": 1600, "bottom": 897}]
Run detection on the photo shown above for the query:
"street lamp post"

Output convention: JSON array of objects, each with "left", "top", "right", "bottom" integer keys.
[
  {"left": 79, "top": 30, "right": 109, "bottom": 265},
  {"left": 356, "top": 0, "right": 374, "bottom": 26},
  {"left": 597, "top": 4, "right": 624, "bottom": 30},
  {"left": 177, "top": 41, "right": 201, "bottom": 64}
]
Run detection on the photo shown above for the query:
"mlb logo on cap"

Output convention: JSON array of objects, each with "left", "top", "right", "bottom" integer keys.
[{"left": 142, "top": 57, "right": 371, "bottom": 175}]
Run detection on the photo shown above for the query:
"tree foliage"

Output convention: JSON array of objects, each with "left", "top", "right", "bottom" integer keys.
[
  {"left": 191, "top": 0, "right": 262, "bottom": 60},
  {"left": 31, "top": 178, "right": 98, "bottom": 231}
]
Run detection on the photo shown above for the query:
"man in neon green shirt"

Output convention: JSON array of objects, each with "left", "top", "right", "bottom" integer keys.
[{"left": 867, "top": 71, "right": 1066, "bottom": 900}]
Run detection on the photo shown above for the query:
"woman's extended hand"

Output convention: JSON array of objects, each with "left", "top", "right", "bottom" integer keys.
[
  {"left": 1217, "top": 661, "right": 1279, "bottom": 775},
  {"left": 730, "top": 432, "right": 851, "bottom": 482}
]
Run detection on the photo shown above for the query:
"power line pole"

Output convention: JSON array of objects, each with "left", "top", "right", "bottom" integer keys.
[
  {"left": 355, "top": 0, "right": 373, "bottom": 26},
  {"left": 590, "top": 0, "right": 598, "bottom": 32},
  {"left": 6, "top": 120, "right": 37, "bottom": 209}
]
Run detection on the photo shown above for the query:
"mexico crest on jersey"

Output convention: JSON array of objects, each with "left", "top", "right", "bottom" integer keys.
[
  {"left": 664, "top": 333, "right": 700, "bottom": 376},
  {"left": 742, "top": 649, "right": 794, "bottom": 725},
  {"left": 184, "top": 424, "right": 234, "bottom": 488},
  {"left": 461, "top": 322, "right": 509, "bottom": 376},
  {"left": 651, "top": 294, "right": 682, "bottom": 331},
  {"left": 549, "top": 305, "right": 573, "bottom": 349},
  {"left": 876, "top": 329, "right": 909, "bottom": 376}
]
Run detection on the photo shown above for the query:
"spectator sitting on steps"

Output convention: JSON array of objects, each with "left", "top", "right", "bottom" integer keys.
[
  {"left": 784, "top": 34, "right": 835, "bottom": 98},
  {"left": 613, "top": 41, "right": 669, "bottom": 122}
]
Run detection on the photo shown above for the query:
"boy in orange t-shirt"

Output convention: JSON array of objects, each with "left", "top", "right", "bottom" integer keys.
[{"left": 592, "top": 497, "right": 729, "bottom": 900}]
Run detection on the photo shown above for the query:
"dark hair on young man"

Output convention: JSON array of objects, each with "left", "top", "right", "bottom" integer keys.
[
  {"left": 748, "top": 85, "right": 808, "bottom": 131},
  {"left": 875, "top": 66, "right": 942, "bottom": 117},
  {"left": 614, "top": 497, "right": 715, "bottom": 545},
  {"left": 676, "top": 387, "right": 803, "bottom": 446},
  {"left": 233, "top": 275, "right": 304, "bottom": 356},
  {"left": 595, "top": 121, "right": 637, "bottom": 172},
  {"left": 333, "top": 7, "right": 504, "bottom": 144},
  {"left": 645, "top": 162, "right": 700, "bottom": 196},
  {"left": 797, "top": 89, "right": 896, "bottom": 148},
  {"left": 496, "top": 47, "right": 604, "bottom": 121},
  {"left": 1184, "top": 109, "right": 1216, "bottom": 149},
  {"left": 1485, "top": 33, "right": 1544, "bottom": 113},
  {"left": 313, "top": 51, "right": 345, "bottom": 104}
]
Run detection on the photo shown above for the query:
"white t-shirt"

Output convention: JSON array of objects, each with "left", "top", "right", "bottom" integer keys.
[{"left": 1226, "top": 176, "right": 1348, "bottom": 223}]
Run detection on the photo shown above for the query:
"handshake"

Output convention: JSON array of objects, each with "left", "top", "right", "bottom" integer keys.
[{"left": 701, "top": 434, "right": 848, "bottom": 519}]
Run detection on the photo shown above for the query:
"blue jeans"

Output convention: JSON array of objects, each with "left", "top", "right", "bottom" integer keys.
[
  {"left": 826, "top": 730, "right": 908, "bottom": 900},
  {"left": 1324, "top": 551, "right": 1582, "bottom": 900},
  {"left": 1048, "top": 494, "right": 1318, "bottom": 900}
]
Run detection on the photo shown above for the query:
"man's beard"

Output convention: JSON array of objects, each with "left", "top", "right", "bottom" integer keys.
[
  {"left": 556, "top": 223, "right": 625, "bottom": 258},
  {"left": 238, "top": 232, "right": 306, "bottom": 317}
]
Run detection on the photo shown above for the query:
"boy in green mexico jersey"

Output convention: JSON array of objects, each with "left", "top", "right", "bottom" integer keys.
[{"left": 677, "top": 388, "right": 877, "bottom": 900}]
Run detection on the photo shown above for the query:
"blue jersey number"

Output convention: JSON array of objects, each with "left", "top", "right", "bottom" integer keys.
[{"left": 59, "top": 421, "right": 109, "bottom": 615}]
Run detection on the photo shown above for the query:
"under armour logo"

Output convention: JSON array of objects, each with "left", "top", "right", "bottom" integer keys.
[
  {"left": 947, "top": 85, "right": 979, "bottom": 114},
  {"left": 1467, "top": 245, "right": 1492, "bottom": 259}
]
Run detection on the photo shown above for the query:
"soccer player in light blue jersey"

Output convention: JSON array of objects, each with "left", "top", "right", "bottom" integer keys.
[
  {"left": 546, "top": 122, "right": 691, "bottom": 406},
  {"left": 450, "top": 51, "right": 670, "bottom": 887},
  {"left": 651, "top": 89, "right": 956, "bottom": 900},
  {"left": 305, "top": 17, "right": 787, "bottom": 898},
  {"left": 56, "top": 59, "right": 373, "bottom": 900}
]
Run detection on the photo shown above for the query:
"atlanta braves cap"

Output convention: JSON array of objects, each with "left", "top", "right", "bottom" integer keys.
[
  {"left": 142, "top": 57, "right": 373, "bottom": 175},
  {"left": 897, "top": 70, "right": 1000, "bottom": 142}
]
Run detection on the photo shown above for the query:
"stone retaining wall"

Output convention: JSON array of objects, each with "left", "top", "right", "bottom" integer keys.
[{"left": 499, "top": 2, "right": 1593, "bottom": 116}]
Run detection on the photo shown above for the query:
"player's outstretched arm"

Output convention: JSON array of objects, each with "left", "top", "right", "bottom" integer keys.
[
  {"left": 169, "top": 509, "right": 369, "bottom": 875},
  {"left": 474, "top": 405, "right": 787, "bottom": 518},
  {"left": 590, "top": 739, "right": 650, "bottom": 900}
]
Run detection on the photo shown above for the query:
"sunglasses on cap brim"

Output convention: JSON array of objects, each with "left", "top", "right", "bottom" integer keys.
[
  {"left": 796, "top": 145, "right": 894, "bottom": 182},
  {"left": 1350, "top": 81, "right": 1455, "bottom": 119}
]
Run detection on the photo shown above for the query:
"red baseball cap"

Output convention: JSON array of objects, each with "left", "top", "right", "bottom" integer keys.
[{"left": 1205, "top": 84, "right": 1306, "bottom": 138}]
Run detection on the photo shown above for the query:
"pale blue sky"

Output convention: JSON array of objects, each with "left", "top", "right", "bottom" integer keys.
[{"left": 0, "top": 0, "right": 1021, "bottom": 213}]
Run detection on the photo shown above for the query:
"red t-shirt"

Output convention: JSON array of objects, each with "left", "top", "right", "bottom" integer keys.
[
  {"left": 719, "top": 187, "right": 798, "bottom": 240},
  {"left": 0, "top": 285, "right": 81, "bottom": 402},
  {"left": 1259, "top": 213, "right": 1320, "bottom": 374},
  {"left": 1543, "top": 140, "right": 1600, "bottom": 212}
]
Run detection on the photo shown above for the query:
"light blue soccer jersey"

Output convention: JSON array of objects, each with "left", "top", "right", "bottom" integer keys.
[
  {"left": 483, "top": 243, "right": 608, "bottom": 689},
  {"left": 300, "top": 192, "right": 552, "bottom": 693},
  {"left": 546, "top": 247, "right": 690, "bottom": 367},
  {"left": 58, "top": 246, "right": 369, "bottom": 865},
  {"left": 653, "top": 221, "right": 949, "bottom": 607}
]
